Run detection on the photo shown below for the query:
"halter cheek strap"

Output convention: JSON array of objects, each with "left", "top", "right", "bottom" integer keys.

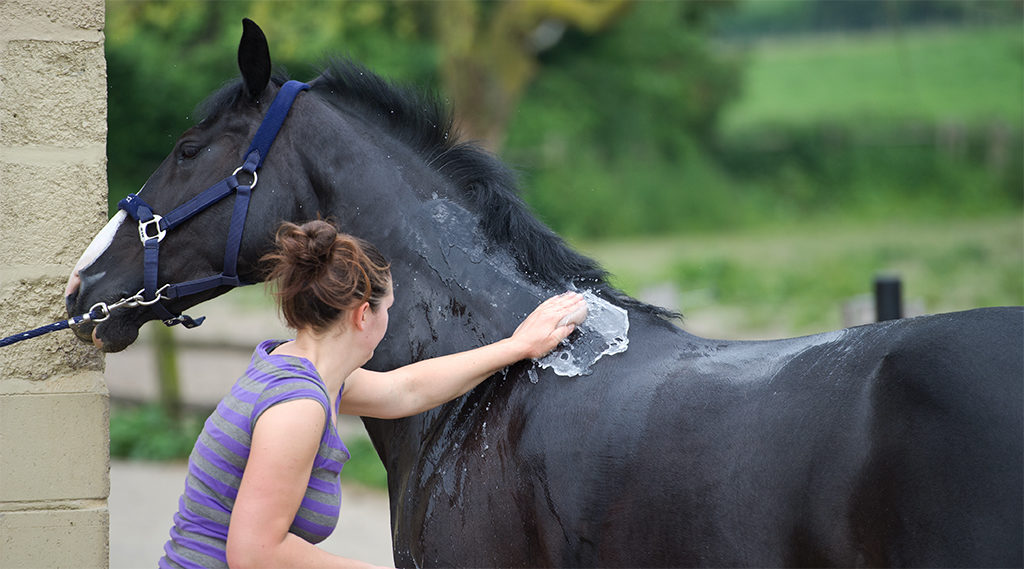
[{"left": 118, "top": 80, "right": 310, "bottom": 328}]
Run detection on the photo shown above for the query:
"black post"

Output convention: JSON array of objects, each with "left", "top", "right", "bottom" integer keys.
[{"left": 874, "top": 275, "right": 903, "bottom": 322}]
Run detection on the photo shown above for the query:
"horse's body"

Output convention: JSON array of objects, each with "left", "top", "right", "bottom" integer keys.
[
  {"left": 67, "top": 21, "right": 1022, "bottom": 567},
  {"left": 372, "top": 306, "right": 1021, "bottom": 568}
]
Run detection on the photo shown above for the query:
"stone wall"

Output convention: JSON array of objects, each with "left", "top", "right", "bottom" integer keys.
[{"left": 0, "top": 1, "right": 110, "bottom": 567}]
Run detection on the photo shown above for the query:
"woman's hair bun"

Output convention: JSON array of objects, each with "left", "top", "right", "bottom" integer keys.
[
  {"left": 294, "top": 219, "right": 339, "bottom": 269},
  {"left": 261, "top": 219, "right": 391, "bottom": 332}
]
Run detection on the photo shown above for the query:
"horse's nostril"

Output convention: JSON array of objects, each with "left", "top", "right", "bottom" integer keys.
[{"left": 65, "top": 264, "right": 89, "bottom": 297}]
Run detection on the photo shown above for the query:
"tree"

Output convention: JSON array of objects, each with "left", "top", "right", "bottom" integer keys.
[{"left": 434, "top": 0, "right": 632, "bottom": 151}]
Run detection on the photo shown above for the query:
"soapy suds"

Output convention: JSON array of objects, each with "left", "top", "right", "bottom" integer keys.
[{"left": 535, "top": 289, "right": 629, "bottom": 377}]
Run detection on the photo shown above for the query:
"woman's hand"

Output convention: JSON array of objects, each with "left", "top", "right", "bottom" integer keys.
[{"left": 511, "top": 292, "right": 588, "bottom": 360}]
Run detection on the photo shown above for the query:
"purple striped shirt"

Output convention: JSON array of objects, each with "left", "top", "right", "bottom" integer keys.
[{"left": 159, "top": 340, "right": 350, "bottom": 569}]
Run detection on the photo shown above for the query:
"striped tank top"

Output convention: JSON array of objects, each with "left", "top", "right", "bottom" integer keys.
[{"left": 160, "top": 339, "right": 350, "bottom": 569}]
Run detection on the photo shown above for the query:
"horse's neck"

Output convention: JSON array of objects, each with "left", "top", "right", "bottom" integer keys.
[
  {"left": 357, "top": 195, "right": 548, "bottom": 468},
  {"left": 300, "top": 100, "right": 554, "bottom": 366},
  {"left": 371, "top": 194, "right": 550, "bottom": 368}
]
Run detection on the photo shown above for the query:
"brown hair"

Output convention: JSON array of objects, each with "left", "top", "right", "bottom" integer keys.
[{"left": 261, "top": 220, "right": 391, "bottom": 332}]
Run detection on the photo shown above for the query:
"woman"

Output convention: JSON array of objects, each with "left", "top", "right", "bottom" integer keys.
[{"left": 160, "top": 219, "right": 586, "bottom": 569}]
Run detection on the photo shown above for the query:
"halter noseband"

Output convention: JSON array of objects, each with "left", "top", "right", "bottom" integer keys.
[{"left": 117, "top": 80, "right": 310, "bottom": 328}]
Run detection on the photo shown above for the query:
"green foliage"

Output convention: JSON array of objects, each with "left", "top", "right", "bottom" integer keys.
[
  {"left": 342, "top": 435, "right": 389, "bottom": 490},
  {"left": 505, "top": 1, "right": 744, "bottom": 237},
  {"left": 506, "top": 7, "right": 1022, "bottom": 238},
  {"left": 105, "top": 1, "right": 1023, "bottom": 241},
  {"left": 705, "top": 24, "right": 1024, "bottom": 232},
  {"left": 717, "top": 122, "right": 1023, "bottom": 219},
  {"left": 715, "top": 0, "right": 1023, "bottom": 38},
  {"left": 110, "top": 402, "right": 389, "bottom": 490},
  {"left": 109, "top": 403, "right": 205, "bottom": 461},
  {"left": 105, "top": 0, "right": 438, "bottom": 214}
]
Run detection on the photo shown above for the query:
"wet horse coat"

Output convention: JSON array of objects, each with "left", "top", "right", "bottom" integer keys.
[{"left": 67, "top": 20, "right": 1022, "bottom": 567}]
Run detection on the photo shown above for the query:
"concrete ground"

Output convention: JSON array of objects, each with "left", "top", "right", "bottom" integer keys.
[
  {"left": 109, "top": 460, "right": 394, "bottom": 568},
  {"left": 105, "top": 293, "right": 394, "bottom": 568}
]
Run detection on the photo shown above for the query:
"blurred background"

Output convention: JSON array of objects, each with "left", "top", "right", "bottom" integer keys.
[{"left": 102, "top": 1, "right": 1022, "bottom": 565}]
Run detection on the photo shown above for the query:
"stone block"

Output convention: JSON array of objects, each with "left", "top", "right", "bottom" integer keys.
[
  {"left": 0, "top": 273, "right": 104, "bottom": 381},
  {"left": 0, "top": 0, "right": 104, "bottom": 36},
  {"left": 0, "top": 154, "right": 108, "bottom": 267},
  {"left": 0, "top": 506, "right": 108, "bottom": 569},
  {"left": 0, "top": 39, "right": 106, "bottom": 147},
  {"left": 0, "top": 392, "right": 109, "bottom": 503}
]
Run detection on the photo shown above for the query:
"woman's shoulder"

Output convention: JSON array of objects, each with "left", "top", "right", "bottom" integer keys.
[
  {"left": 248, "top": 340, "right": 321, "bottom": 382},
  {"left": 241, "top": 341, "right": 330, "bottom": 410}
]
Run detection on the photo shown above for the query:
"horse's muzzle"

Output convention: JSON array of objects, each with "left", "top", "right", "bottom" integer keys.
[{"left": 65, "top": 292, "right": 140, "bottom": 352}]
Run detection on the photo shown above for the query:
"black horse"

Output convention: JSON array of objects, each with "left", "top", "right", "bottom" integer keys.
[{"left": 67, "top": 20, "right": 1022, "bottom": 568}]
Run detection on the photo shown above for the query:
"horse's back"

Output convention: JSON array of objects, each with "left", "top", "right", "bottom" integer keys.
[
  {"left": 849, "top": 306, "right": 1023, "bottom": 567},
  {"left": 392, "top": 307, "right": 1021, "bottom": 567},
  {"left": 525, "top": 307, "right": 1022, "bottom": 567}
]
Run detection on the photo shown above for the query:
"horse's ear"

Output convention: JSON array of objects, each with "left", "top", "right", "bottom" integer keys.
[{"left": 238, "top": 18, "right": 271, "bottom": 101}]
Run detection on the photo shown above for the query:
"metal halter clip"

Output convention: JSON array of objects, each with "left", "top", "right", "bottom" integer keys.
[
  {"left": 84, "top": 302, "right": 112, "bottom": 323},
  {"left": 136, "top": 284, "right": 172, "bottom": 306},
  {"left": 232, "top": 165, "right": 258, "bottom": 189},
  {"left": 78, "top": 284, "right": 172, "bottom": 325},
  {"left": 138, "top": 214, "right": 167, "bottom": 243}
]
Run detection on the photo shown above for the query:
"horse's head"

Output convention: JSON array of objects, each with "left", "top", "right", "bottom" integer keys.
[{"left": 66, "top": 19, "right": 314, "bottom": 352}]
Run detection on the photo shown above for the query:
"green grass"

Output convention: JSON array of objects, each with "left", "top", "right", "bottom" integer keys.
[
  {"left": 721, "top": 25, "right": 1024, "bottom": 133},
  {"left": 575, "top": 214, "right": 1023, "bottom": 339}
]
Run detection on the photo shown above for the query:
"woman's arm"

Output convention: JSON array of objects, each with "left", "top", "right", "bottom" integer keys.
[
  {"left": 225, "top": 399, "right": 389, "bottom": 569},
  {"left": 338, "top": 292, "right": 586, "bottom": 419}
]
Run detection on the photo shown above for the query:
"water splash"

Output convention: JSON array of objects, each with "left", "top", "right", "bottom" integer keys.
[{"left": 536, "top": 289, "right": 629, "bottom": 377}]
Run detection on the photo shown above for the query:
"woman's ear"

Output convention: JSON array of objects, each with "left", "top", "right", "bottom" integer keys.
[{"left": 351, "top": 301, "right": 371, "bottom": 331}]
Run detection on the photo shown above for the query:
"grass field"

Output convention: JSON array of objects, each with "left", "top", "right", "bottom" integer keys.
[
  {"left": 721, "top": 25, "right": 1024, "bottom": 133},
  {"left": 576, "top": 213, "right": 1023, "bottom": 339}
]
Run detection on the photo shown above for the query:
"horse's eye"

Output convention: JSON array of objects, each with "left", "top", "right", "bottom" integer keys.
[{"left": 180, "top": 142, "right": 202, "bottom": 159}]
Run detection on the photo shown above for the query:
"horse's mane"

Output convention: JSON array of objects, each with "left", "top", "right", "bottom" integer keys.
[{"left": 199, "top": 61, "right": 676, "bottom": 320}]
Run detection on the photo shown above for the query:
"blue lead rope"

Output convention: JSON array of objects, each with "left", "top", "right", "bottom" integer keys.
[
  {"left": 0, "top": 287, "right": 168, "bottom": 349},
  {"left": 0, "top": 307, "right": 106, "bottom": 348}
]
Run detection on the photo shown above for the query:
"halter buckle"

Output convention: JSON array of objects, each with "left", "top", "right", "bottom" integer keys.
[{"left": 138, "top": 214, "right": 166, "bottom": 243}]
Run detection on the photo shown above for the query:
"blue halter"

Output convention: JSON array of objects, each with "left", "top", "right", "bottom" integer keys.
[{"left": 118, "top": 80, "right": 310, "bottom": 328}]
